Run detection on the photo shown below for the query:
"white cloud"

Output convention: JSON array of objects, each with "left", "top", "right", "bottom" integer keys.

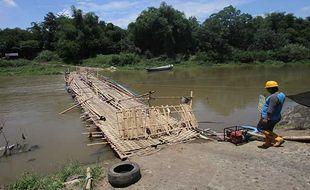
[
  {"left": 74, "top": 0, "right": 142, "bottom": 28},
  {"left": 2, "top": 0, "right": 17, "bottom": 7},
  {"left": 301, "top": 6, "right": 310, "bottom": 12},
  {"left": 109, "top": 13, "right": 140, "bottom": 28},
  {"left": 76, "top": 0, "right": 138, "bottom": 12},
  {"left": 168, "top": 0, "right": 252, "bottom": 20},
  {"left": 71, "top": 0, "right": 253, "bottom": 28}
]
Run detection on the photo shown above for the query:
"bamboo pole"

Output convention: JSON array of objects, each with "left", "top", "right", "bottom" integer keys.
[
  {"left": 87, "top": 142, "right": 108, "bottom": 146},
  {"left": 59, "top": 97, "right": 93, "bottom": 114},
  {"left": 142, "top": 96, "right": 181, "bottom": 99},
  {"left": 190, "top": 91, "right": 193, "bottom": 108},
  {"left": 119, "top": 91, "right": 155, "bottom": 102},
  {"left": 82, "top": 132, "right": 103, "bottom": 135},
  {"left": 85, "top": 167, "right": 92, "bottom": 190}
]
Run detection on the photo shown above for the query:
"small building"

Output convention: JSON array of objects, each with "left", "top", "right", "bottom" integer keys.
[{"left": 5, "top": 52, "right": 19, "bottom": 59}]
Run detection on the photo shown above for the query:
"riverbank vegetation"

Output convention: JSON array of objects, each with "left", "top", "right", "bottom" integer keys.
[
  {"left": 1, "top": 2, "right": 310, "bottom": 70},
  {"left": 0, "top": 56, "right": 309, "bottom": 76},
  {"left": 0, "top": 59, "right": 64, "bottom": 76},
  {"left": 5, "top": 162, "right": 102, "bottom": 190}
]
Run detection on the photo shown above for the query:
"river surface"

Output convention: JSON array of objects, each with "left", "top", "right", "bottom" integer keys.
[{"left": 0, "top": 65, "right": 309, "bottom": 184}]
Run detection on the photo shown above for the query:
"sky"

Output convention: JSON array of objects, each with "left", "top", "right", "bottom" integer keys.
[{"left": 0, "top": 0, "right": 309, "bottom": 29}]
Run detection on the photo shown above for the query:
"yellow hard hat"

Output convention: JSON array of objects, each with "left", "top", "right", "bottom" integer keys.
[{"left": 265, "top": 81, "right": 279, "bottom": 88}]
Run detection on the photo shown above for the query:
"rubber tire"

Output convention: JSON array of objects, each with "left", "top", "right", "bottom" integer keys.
[{"left": 108, "top": 161, "right": 141, "bottom": 188}]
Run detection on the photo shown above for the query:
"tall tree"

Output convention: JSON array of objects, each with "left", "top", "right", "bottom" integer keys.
[
  {"left": 250, "top": 29, "right": 288, "bottom": 50},
  {"left": 42, "top": 12, "right": 58, "bottom": 50},
  {"left": 128, "top": 2, "right": 193, "bottom": 57},
  {"left": 201, "top": 6, "right": 254, "bottom": 51}
]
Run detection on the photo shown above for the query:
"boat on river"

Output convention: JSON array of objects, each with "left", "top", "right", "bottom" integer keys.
[{"left": 146, "top": 64, "right": 173, "bottom": 72}]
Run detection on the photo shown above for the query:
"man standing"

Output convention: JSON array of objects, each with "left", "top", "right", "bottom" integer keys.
[{"left": 257, "top": 81, "right": 285, "bottom": 148}]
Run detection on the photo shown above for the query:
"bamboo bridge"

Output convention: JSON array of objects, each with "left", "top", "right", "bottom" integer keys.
[{"left": 64, "top": 70, "right": 199, "bottom": 159}]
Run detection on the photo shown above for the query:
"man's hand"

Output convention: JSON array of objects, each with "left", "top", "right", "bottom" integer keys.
[
  {"left": 259, "top": 118, "right": 269, "bottom": 125},
  {"left": 261, "top": 118, "right": 268, "bottom": 125}
]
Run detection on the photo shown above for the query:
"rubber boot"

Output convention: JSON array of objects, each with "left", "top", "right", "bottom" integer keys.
[
  {"left": 268, "top": 131, "right": 284, "bottom": 147},
  {"left": 273, "top": 136, "right": 285, "bottom": 147},
  {"left": 258, "top": 130, "right": 273, "bottom": 149}
]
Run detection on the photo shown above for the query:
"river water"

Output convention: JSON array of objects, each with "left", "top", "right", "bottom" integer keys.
[
  {"left": 0, "top": 75, "right": 115, "bottom": 185},
  {"left": 0, "top": 65, "right": 309, "bottom": 184}
]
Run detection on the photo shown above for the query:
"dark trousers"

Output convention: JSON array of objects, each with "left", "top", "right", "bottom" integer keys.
[{"left": 257, "top": 119, "right": 280, "bottom": 132}]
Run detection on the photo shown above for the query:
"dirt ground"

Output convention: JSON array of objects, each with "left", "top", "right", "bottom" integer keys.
[{"left": 95, "top": 130, "right": 310, "bottom": 190}]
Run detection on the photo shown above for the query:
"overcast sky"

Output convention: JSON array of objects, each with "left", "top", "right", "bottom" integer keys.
[{"left": 0, "top": 0, "right": 309, "bottom": 29}]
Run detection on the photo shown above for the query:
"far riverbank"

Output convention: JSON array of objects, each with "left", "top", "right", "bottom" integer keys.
[{"left": 0, "top": 58, "right": 310, "bottom": 76}]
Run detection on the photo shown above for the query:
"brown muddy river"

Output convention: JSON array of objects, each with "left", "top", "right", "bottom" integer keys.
[{"left": 0, "top": 65, "right": 309, "bottom": 184}]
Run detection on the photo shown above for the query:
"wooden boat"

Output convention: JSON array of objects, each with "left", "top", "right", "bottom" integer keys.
[{"left": 146, "top": 64, "right": 173, "bottom": 72}]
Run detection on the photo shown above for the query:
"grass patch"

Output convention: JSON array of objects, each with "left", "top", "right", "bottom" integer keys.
[
  {"left": 0, "top": 59, "right": 66, "bottom": 76},
  {"left": 83, "top": 53, "right": 140, "bottom": 67},
  {"left": 1, "top": 58, "right": 309, "bottom": 75},
  {"left": 276, "top": 124, "right": 293, "bottom": 129},
  {"left": 6, "top": 161, "right": 102, "bottom": 190},
  {"left": 116, "top": 59, "right": 310, "bottom": 71}
]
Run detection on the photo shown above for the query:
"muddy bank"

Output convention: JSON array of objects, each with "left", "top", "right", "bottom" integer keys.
[
  {"left": 280, "top": 105, "right": 310, "bottom": 129},
  {"left": 95, "top": 136, "right": 310, "bottom": 190}
]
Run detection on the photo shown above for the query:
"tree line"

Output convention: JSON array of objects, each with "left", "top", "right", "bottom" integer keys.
[{"left": 0, "top": 2, "right": 310, "bottom": 64}]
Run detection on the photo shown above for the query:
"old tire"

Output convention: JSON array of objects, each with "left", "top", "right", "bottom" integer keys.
[{"left": 108, "top": 161, "right": 141, "bottom": 187}]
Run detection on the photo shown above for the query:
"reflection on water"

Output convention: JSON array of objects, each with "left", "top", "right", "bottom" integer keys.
[
  {"left": 0, "top": 65, "right": 309, "bottom": 184},
  {"left": 0, "top": 75, "right": 115, "bottom": 185}
]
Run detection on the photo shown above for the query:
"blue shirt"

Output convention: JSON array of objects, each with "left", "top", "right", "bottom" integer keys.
[{"left": 261, "top": 92, "right": 285, "bottom": 121}]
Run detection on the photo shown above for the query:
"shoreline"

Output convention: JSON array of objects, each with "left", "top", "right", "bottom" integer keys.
[
  {"left": 0, "top": 59, "right": 309, "bottom": 76},
  {"left": 4, "top": 128, "right": 310, "bottom": 189},
  {"left": 100, "top": 135, "right": 310, "bottom": 190}
]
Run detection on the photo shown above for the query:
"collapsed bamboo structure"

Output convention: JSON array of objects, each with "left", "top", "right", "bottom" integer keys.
[{"left": 64, "top": 70, "right": 199, "bottom": 159}]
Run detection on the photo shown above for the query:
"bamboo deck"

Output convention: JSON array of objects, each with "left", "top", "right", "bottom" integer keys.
[{"left": 65, "top": 71, "right": 199, "bottom": 159}]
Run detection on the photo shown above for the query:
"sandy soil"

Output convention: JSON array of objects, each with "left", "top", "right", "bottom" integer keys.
[{"left": 95, "top": 134, "right": 310, "bottom": 190}]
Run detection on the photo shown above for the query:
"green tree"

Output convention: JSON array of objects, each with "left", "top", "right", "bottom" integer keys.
[
  {"left": 128, "top": 2, "right": 193, "bottom": 57},
  {"left": 276, "top": 44, "right": 310, "bottom": 62},
  {"left": 188, "top": 16, "right": 200, "bottom": 53},
  {"left": 42, "top": 12, "right": 58, "bottom": 50},
  {"left": 1, "top": 3, "right": 310, "bottom": 64},
  {"left": 19, "top": 40, "right": 40, "bottom": 59},
  {"left": 28, "top": 22, "right": 43, "bottom": 48},
  {"left": 201, "top": 6, "right": 254, "bottom": 51},
  {"left": 56, "top": 40, "right": 80, "bottom": 62},
  {"left": 0, "top": 28, "right": 33, "bottom": 57},
  {"left": 250, "top": 28, "right": 288, "bottom": 50}
]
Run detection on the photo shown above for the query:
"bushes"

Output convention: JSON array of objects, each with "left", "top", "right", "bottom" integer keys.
[
  {"left": 276, "top": 44, "right": 310, "bottom": 62},
  {"left": 231, "top": 47, "right": 310, "bottom": 63},
  {"left": 232, "top": 50, "right": 273, "bottom": 63},
  {"left": 8, "top": 162, "right": 102, "bottom": 190},
  {"left": 83, "top": 54, "right": 112, "bottom": 67},
  {"left": 231, "top": 46, "right": 310, "bottom": 63},
  {"left": 34, "top": 50, "right": 60, "bottom": 62},
  {"left": 0, "top": 59, "right": 64, "bottom": 75},
  {"left": 110, "top": 53, "right": 139, "bottom": 66},
  {"left": 232, "top": 51, "right": 253, "bottom": 63},
  {"left": 0, "top": 59, "right": 32, "bottom": 67},
  {"left": 83, "top": 53, "right": 140, "bottom": 67},
  {"left": 191, "top": 52, "right": 214, "bottom": 64},
  {"left": 11, "top": 173, "right": 62, "bottom": 190}
]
